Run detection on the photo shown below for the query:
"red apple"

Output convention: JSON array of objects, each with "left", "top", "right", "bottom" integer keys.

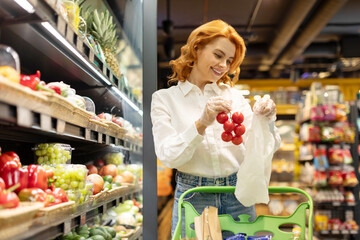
[
  {"left": 86, "top": 164, "right": 98, "bottom": 175},
  {"left": 95, "top": 159, "right": 105, "bottom": 168}
]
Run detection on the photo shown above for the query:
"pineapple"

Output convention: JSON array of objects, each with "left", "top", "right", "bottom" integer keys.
[{"left": 81, "top": 8, "right": 122, "bottom": 78}]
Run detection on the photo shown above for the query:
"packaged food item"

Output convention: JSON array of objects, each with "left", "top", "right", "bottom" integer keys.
[
  {"left": 52, "top": 164, "right": 88, "bottom": 190},
  {"left": 328, "top": 147, "right": 344, "bottom": 164},
  {"left": 0, "top": 44, "right": 20, "bottom": 83},
  {"left": 310, "top": 106, "right": 324, "bottom": 121},
  {"left": 313, "top": 147, "right": 329, "bottom": 170},
  {"left": 247, "top": 235, "right": 272, "bottom": 239},
  {"left": 322, "top": 105, "right": 336, "bottom": 121},
  {"left": 225, "top": 233, "right": 246, "bottom": 240},
  {"left": 315, "top": 214, "right": 328, "bottom": 231},
  {"left": 34, "top": 143, "right": 73, "bottom": 165},
  {"left": 328, "top": 170, "right": 343, "bottom": 186}
]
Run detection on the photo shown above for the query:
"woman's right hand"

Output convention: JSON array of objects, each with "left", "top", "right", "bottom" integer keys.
[{"left": 199, "top": 96, "right": 232, "bottom": 126}]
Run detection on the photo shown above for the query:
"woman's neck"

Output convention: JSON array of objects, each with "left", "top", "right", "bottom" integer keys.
[{"left": 188, "top": 71, "right": 209, "bottom": 93}]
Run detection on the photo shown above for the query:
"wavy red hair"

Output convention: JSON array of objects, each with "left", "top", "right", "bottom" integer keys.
[{"left": 168, "top": 19, "right": 246, "bottom": 86}]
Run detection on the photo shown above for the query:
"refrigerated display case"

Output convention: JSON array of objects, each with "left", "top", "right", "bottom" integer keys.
[{"left": 0, "top": 0, "right": 144, "bottom": 239}]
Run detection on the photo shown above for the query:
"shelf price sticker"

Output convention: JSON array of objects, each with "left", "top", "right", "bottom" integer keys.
[
  {"left": 80, "top": 213, "right": 86, "bottom": 225},
  {"left": 332, "top": 202, "right": 341, "bottom": 206},
  {"left": 341, "top": 230, "right": 350, "bottom": 234},
  {"left": 63, "top": 219, "right": 71, "bottom": 235}
]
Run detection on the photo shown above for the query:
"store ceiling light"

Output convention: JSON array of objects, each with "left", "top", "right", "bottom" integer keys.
[
  {"left": 111, "top": 86, "right": 142, "bottom": 115},
  {"left": 40, "top": 22, "right": 112, "bottom": 86},
  {"left": 14, "top": 0, "right": 35, "bottom": 13}
]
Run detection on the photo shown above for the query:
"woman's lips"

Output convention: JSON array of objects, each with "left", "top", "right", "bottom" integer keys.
[{"left": 211, "top": 67, "right": 222, "bottom": 76}]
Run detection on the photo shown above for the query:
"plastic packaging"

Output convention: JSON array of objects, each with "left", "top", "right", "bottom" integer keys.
[
  {"left": 225, "top": 233, "right": 246, "bottom": 240},
  {"left": 0, "top": 44, "right": 20, "bottom": 73},
  {"left": 52, "top": 164, "right": 88, "bottom": 190},
  {"left": 235, "top": 96, "right": 277, "bottom": 207},
  {"left": 34, "top": 143, "right": 73, "bottom": 165}
]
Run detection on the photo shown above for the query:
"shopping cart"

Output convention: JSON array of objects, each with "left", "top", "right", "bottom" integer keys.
[{"left": 172, "top": 186, "right": 313, "bottom": 240}]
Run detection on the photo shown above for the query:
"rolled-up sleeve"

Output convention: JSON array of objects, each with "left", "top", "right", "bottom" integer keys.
[{"left": 151, "top": 92, "right": 204, "bottom": 169}]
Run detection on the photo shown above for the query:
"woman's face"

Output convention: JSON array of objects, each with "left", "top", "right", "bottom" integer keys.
[{"left": 193, "top": 37, "right": 235, "bottom": 84}]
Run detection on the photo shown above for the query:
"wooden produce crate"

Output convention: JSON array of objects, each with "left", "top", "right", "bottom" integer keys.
[
  {"left": 0, "top": 77, "right": 51, "bottom": 114},
  {"left": 0, "top": 202, "right": 44, "bottom": 240},
  {"left": 104, "top": 121, "right": 127, "bottom": 139},
  {"left": 106, "top": 186, "right": 129, "bottom": 199},
  {"left": 43, "top": 92, "right": 90, "bottom": 128},
  {"left": 35, "top": 201, "right": 76, "bottom": 224}
]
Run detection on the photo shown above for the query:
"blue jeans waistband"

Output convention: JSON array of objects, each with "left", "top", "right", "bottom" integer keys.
[{"left": 176, "top": 171, "right": 237, "bottom": 186}]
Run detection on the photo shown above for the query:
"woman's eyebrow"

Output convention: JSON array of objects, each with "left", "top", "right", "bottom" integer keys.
[{"left": 215, "top": 49, "right": 234, "bottom": 59}]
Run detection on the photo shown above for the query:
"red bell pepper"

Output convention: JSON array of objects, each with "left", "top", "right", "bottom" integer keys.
[
  {"left": 0, "top": 183, "right": 20, "bottom": 209},
  {"left": 0, "top": 151, "right": 21, "bottom": 172},
  {"left": 27, "top": 165, "right": 48, "bottom": 190},
  {"left": 20, "top": 71, "right": 54, "bottom": 93},
  {"left": 46, "top": 84, "right": 61, "bottom": 95},
  {"left": 0, "top": 177, "right": 5, "bottom": 191},
  {"left": 0, "top": 166, "right": 28, "bottom": 192},
  {"left": 52, "top": 187, "right": 68, "bottom": 202},
  {"left": 18, "top": 187, "right": 54, "bottom": 206}
]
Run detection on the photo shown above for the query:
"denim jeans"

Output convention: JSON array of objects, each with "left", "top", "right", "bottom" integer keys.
[{"left": 171, "top": 171, "right": 256, "bottom": 239}]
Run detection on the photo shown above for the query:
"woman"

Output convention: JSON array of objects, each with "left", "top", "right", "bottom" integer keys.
[{"left": 151, "top": 19, "right": 280, "bottom": 238}]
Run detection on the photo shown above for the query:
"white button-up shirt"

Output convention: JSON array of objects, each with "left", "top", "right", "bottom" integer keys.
[{"left": 151, "top": 80, "right": 281, "bottom": 178}]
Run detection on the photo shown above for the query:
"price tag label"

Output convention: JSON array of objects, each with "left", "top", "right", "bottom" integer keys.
[
  {"left": 80, "top": 214, "right": 86, "bottom": 225},
  {"left": 63, "top": 219, "right": 71, "bottom": 235},
  {"left": 333, "top": 202, "right": 341, "bottom": 206},
  {"left": 102, "top": 204, "right": 107, "bottom": 214},
  {"left": 341, "top": 230, "right": 350, "bottom": 234},
  {"left": 332, "top": 230, "right": 340, "bottom": 234},
  {"left": 321, "top": 230, "right": 329, "bottom": 234},
  {"left": 350, "top": 230, "right": 358, "bottom": 234}
]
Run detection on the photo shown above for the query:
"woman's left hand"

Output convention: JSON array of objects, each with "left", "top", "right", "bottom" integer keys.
[{"left": 253, "top": 96, "right": 276, "bottom": 120}]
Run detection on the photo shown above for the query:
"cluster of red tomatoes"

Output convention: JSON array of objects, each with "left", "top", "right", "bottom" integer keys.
[{"left": 216, "top": 112, "right": 245, "bottom": 145}]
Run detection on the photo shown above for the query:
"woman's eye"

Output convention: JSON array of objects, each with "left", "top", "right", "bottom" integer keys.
[
  {"left": 227, "top": 60, "right": 231, "bottom": 65},
  {"left": 214, "top": 53, "right": 221, "bottom": 58}
]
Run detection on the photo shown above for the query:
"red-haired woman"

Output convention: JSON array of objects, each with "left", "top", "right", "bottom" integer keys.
[{"left": 151, "top": 19, "right": 280, "bottom": 238}]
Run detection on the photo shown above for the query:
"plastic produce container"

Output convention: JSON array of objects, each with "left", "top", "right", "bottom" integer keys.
[{"left": 34, "top": 143, "right": 73, "bottom": 165}]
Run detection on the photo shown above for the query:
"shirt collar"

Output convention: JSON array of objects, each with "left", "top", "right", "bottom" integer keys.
[
  {"left": 178, "top": 80, "right": 196, "bottom": 96},
  {"left": 178, "top": 80, "right": 231, "bottom": 96},
  {"left": 206, "top": 82, "right": 231, "bottom": 95}
]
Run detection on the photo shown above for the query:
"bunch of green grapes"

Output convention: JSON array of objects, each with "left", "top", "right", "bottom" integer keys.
[
  {"left": 34, "top": 143, "right": 72, "bottom": 165},
  {"left": 66, "top": 182, "right": 93, "bottom": 204},
  {"left": 104, "top": 152, "right": 124, "bottom": 165},
  {"left": 53, "top": 164, "right": 87, "bottom": 191}
]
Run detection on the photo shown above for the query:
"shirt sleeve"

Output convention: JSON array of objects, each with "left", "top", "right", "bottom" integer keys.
[{"left": 150, "top": 91, "right": 204, "bottom": 169}]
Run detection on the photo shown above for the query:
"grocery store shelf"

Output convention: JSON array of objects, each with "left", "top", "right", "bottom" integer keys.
[
  {"left": 11, "top": 185, "right": 142, "bottom": 240},
  {"left": 0, "top": 100, "right": 142, "bottom": 152},
  {"left": 0, "top": 0, "right": 142, "bottom": 126},
  {"left": 315, "top": 201, "right": 357, "bottom": 207},
  {"left": 319, "top": 229, "right": 359, "bottom": 236},
  {"left": 276, "top": 104, "right": 298, "bottom": 115}
]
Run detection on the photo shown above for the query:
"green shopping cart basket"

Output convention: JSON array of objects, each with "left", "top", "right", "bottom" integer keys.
[{"left": 172, "top": 186, "right": 313, "bottom": 240}]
